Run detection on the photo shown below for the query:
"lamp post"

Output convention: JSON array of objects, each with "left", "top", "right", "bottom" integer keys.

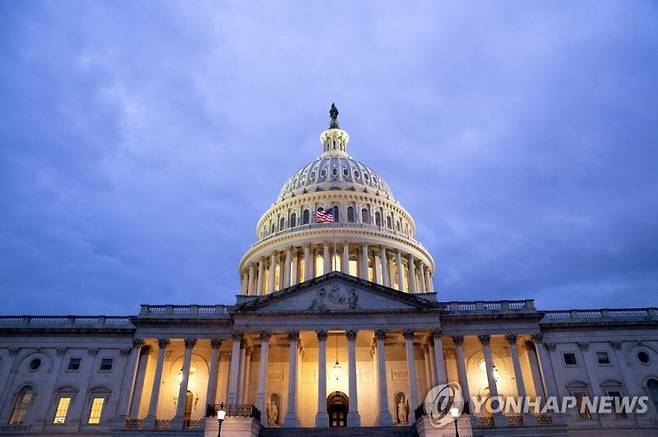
[
  {"left": 217, "top": 403, "right": 226, "bottom": 437},
  {"left": 449, "top": 406, "right": 460, "bottom": 437}
]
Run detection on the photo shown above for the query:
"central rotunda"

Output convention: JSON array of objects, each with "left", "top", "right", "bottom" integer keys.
[{"left": 239, "top": 105, "right": 435, "bottom": 296}]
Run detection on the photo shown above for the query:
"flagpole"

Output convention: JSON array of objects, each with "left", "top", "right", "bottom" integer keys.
[{"left": 333, "top": 214, "right": 337, "bottom": 272}]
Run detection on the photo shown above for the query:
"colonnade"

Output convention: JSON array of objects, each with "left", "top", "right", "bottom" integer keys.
[
  {"left": 241, "top": 242, "right": 434, "bottom": 295},
  {"left": 119, "top": 331, "right": 555, "bottom": 430}
]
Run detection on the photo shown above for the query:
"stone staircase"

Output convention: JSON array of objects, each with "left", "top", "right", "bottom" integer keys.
[{"left": 260, "top": 426, "right": 418, "bottom": 437}]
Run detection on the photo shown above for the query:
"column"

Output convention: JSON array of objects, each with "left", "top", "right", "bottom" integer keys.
[
  {"left": 396, "top": 250, "right": 404, "bottom": 291},
  {"left": 115, "top": 338, "right": 144, "bottom": 424},
  {"left": 479, "top": 335, "right": 505, "bottom": 427},
  {"left": 408, "top": 255, "right": 417, "bottom": 293},
  {"left": 507, "top": 335, "right": 534, "bottom": 425},
  {"left": 525, "top": 341, "right": 546, "bottom": 399},
  {"left": 284, "top": 248, "right": 292, "bottom": 288},
  {"left": 256, "top": 259, "right": 265, "bottom": 295},
  {"left": 380, "top": 246, "right": 389, "bottom": 287},
  {"left": 291, "top": 251, "right": 299, "bottom": 286},
  {"left": 532, "top": 334, "right": 565, "bottom": 424},
  {"left": 284, "top": 332, "right": 299, "bottom": 426},
  {"left": 424, "top": 268, "right": 432, "bottom": 293},
  {"left": 206, "top": 339, "right": 222, "bottom": 408},
  {"left": 173, "top": 339, "right": 196, "bottom": 429},
  {"left": 342, "top": 242, "right": 349, "bottom": 273},
  {"left": 375, "top": 330, "right": 392, "bottom": 425},
  {"left": 359, "top": 244, "right": 368, "bottom": 280},
  {"left": 241, "top": 348, "right": 253, "bottom": 403},
  {"left": 247, "top": 264, "right": 255, "bottom": 295},
  {"left": 129, "top": 345, "right": 151, "bottom": 418},
  {"left": 143, "top": 339, "right": 169, "bottom": 428},
  {"left": 422, "top": 344, "right": 432, "bottom": 394},
  {"left": 238, "top": 342, "right": 247, "bottom": 402},
  {"left": 453, "top": 336, "right": 475, "bottom": 416},
  {"left": 315, "top": 331, "right": 329, "bottom": 427},
  {"left": 227, "top": 332, "right": 243, "bottom": 404},
  {"left": 428, "top": 271, "right": 435, "bottom": 292},
  {"left": 304, "top": 244, "right": 311, "bottom": 281},
  {"left": 374, "top": 254, "right": 382, "bottom": 285},
  {"left": 346, "top": 330, "right": 361, "bottom": 426},
  {"left": 323, "top": 243, "right": 330, "bottom": 275},
  {"left": 256, "top": 331, "right": 271, "bottom": 425},
  {"left": 418, "top": 263, "right": 426, "bottom": 292},
  {"left": 427, "top": 343, "right": 436, "bottom": 387},
  {"left": 267, "top": 252, "right": 276, "bottom": 293},
  {"left": 404, "top": 330, "right": 419, "bottom": 422},
  {"left": 431, "top": 329, "right": 447, "bottom": 385}
]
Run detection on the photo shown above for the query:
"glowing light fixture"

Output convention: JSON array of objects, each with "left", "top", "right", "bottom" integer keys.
[{"left": 333, "top": 333, "right": 341, "bottom": 380}]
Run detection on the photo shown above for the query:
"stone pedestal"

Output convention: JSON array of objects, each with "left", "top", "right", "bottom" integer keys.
[{"left": 204, "top": 416, "right": 260, "bottom": 437}]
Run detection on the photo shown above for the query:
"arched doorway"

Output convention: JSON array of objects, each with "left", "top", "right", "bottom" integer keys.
[{"left": 327, "top": 391, "right": 348, "bottom": 428}]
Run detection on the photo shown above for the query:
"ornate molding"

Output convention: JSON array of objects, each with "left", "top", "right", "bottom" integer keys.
[
  {"left": 288, "top": 331, "right": 300, "bottom": 341},
  {"left": 184, "top": 338, "right": 197, "bottom": 349},
  {"left": 544, "top": 342, "right": 556, "bottom": 352},
  {"left": 610, "top": 341, "right": 622, "bottom": 350},
  {"left": 211, "top": 338, "right": 223, "bottom": 349},
  {"left": 452, "top": 336, "right": 464, "bottom": 346},
  {"left": 260, "top": 331, "right": 272, "bottom": 342},
  {"left": 375, "top": 329, "right": 387, "bottom": 340},
  {"left": 505, "top": 334, "right": 518, "bottom": 345},
  {"left": 158, "top": 338, "right": 170, "bottom": 349},
  {"left": 578, "top": 342, "right": 589, "bottom": 351},
  {"left": 231, "top": 331, "right": 243, "bottom": 342},
  {"left": 132, "top": 338, "right": 144, "bottom": 348},
  {"left": 478, "top": 335, "right": 491, "bottom": 346},
  {"left": 346, "top": 330, "right": 358, "bottom": 341},
  {"left": 403, "top": 329, "right": 415, "bottom": 340},
  {"left": 316, "top": 330, "right": 328, "bottom": 341},
  {"left": 88, "top": 347, "right": 99, "bottom": 356},
  {"left": 430, "top": 328, "right": 442, "bottom": 338}
]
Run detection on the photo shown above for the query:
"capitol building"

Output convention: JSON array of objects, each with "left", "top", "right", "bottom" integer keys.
[{"left": 1, "top": 106, "right": 657, "bottom": 437}]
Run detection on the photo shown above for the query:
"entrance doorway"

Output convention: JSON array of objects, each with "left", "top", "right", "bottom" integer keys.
[{"left": 327, "top": 391, "right": 348, "bottom": 427}]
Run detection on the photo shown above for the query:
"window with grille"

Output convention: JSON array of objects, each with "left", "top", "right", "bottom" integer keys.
[
  {"left": 67, "top": 358, "right": 81, "bottom": 371},
  {"left": 99, "top": 358, "right": 113, "bottom": 372},
  {"left": 53, "top": 397, "right": 71, "bottom": 424},
  {"left": 9, "top": 386, "right": 34, "bottom": 425},
  {"left": 88, "top": 397, "right": 105, "bottom": 424}
]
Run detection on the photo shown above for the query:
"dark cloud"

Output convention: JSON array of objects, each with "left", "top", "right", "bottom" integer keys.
[{"left": 1, "top": 1, "right": 657, "bottom": 314}]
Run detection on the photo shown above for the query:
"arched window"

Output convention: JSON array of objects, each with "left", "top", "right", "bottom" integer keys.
[
  {"left": 361, "top": 208, "right": 369, "bottom": 224},
  {"left": 397, "top": 220, "right": 401, "bottom": 231},
  {"left": 303, "top": 209, "right": 310, "bottom": 224},
  {"left": 332, "top": 206, "right": 340, "bottom": 222},
  {"left": 347, "top": 207, "right": 355, "bottom": 223},
  {"left": 386, "top": 216, "right": 392, "bottom": 229},
  {"left": 271, "top": 223, "right": 275, "bottom": 234},
  {"left": 9, "top": 386, "right": 35, "bottom": 425},
  {"left": 375, "top": 211, "right": 381, "bottom": 226},
  {"left": 290, "top": 213, "right": 297, "bottom": 228},
  {"left": 648, "top": 379, "right": 658, "bottom": 415},
  {"left": 279, "top": 217, "right": 285, "bottom": 230}
]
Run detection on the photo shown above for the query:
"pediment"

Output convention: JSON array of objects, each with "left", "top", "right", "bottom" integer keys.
[{"left": 234, "top": 272, "right": 440, "bottom": 313}]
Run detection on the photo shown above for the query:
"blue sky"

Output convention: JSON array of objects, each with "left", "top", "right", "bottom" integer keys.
[{"left": 1, "top": 1, "right": 657, "bottom": 315}]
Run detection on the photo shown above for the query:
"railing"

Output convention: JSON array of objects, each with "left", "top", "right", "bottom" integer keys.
[
  {"left": 543, "top": 308, "right": 658, "bottom": 323},
  {"left": 258, "top": 222, "right": 417, "bottom": 245},
  {"left": 505, "top": 414, "right": 523, "bottom": 426},
  {"left": 208, "top": 403, "right": 261, "bottom": 421},
  {"left": 476, "top": 416, "right": 494, "bottom": 428},
  {"left": 0, "top": 315, "right": 132, "bottom": 329},
  {"left": 153, "top": 419, "right": 171, "bottom": 431},
  {"left": 124, "top": 418, "right": 143, "bottom": 430},
  {"left": 535, "top": 414, "right": 553, "bottom": 425},
  {"left": 183, "top": 419, "right": 201, "bottom": 430},
  {"left": 139, "top": 304, "right": 231, "bottom": 318},
  {"left": 441, "top": 300, "right": 536, "bottom": 313}
]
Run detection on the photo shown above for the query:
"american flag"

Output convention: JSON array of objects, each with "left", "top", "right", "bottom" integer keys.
[{"left": 313, "top": 209, "right": 334, "bottom": 223}]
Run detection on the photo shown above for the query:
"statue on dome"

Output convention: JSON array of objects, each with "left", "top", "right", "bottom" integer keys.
[{"left": 329, "top": 103, "right": 340, "bottom": 129}]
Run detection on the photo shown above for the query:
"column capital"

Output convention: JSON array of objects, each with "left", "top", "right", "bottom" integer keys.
[
  {"left": 120, "top": 348, "right": 132, "bottom": 356},
  {"left": 132, "top": 338, "right": 145, "bottom": 348},
  {"left": 231, "top": 331, "right": 244, "bottom": 341},
  {"left": 375, "top": 329, "right": 387, "bottom": 340},
  {"left": 288, "top": 331, "right": 300, "bottom": 341},
  {"left": 403, "top": 329, "right": 415, "bottom": 340},
  {"left": 56, "top": 347, "right": 67, "bottom": 356},
  {"left": 505, "top": 334, "right": 518, "bottom": 345},
  {"left": 260, "top": 331, "right": 272, "bottom": 341},
  {"left": 610, "top": 341, "right": 622, "bottom": 350},
  {"left": 88, "top": 347, "right": 99, "bottom": 356},
  {"left": 531, "top": 333, "right": 544, "bottom": 343},
  {"left": 184, "top": 338, "right": 197, "bottom": 349},
  {"left": 158, "top": 338, "right": 170, "bottom": 349},
  {"left": 246, "top": 347, "right": 254, "bottom": 357},
  {"left": 346, "top": 330, "right": 358, "bottom": 341},
  {"left": 210, "top": 338, "right": 222, "bottom": 349},
  {"left": 545, "top": 342, "right": 556, "bottom": 352},
  {"left": 578, "top": 341, "right": 589, "bottom": 351},
  {"left": 141, "top": 345, "right": 152, "bottom": 354},
  {"left": 316, "top": 330, "right": 328, "bottom": 341},
  {"left": 478, "top": 334, "right": 491, "bottom": 345},
  {"left": 452, "top": 336, "right": 464, "bottom": 346},
  {"left": 430, "top": 328, "right": 442, "bottom": 338}
]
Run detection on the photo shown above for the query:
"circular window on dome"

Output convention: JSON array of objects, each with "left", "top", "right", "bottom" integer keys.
[
  {"left": 343, "top": 168, "right": 349, "bottom": 177},
  {"left": 353, "top": 170, "right": 360, "bottom": 179},
  {"left": 373, "top": 177, "right": 378, "bottom": 185},
  {"left": 310, "top": 170, "right": 317, "bottom": 181},
  {"left": 364, "top": 173, "right": 370, "bottom": 182},
  {"left": 332, "top": 168, "right": 338, "bottom": 177},
  {"left": 321, "top": 168, "right": 327, "bottom": 178},
  {"left": 638, "top": 351, "right": 650, "bottom": 364},
  {"left": 29, "top": 358, "right": 42, "bottom": 371}
]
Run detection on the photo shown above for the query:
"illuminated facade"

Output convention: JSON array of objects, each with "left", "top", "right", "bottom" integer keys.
[{"left": 1, "top": 106, "right": 658, "bottom": 437}]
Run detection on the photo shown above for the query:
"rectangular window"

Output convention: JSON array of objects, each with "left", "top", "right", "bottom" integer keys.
[
  {"left": 88, "top": 397, "right": 105, "bottom": 424},
  {"left": 574, "top": 393, "right": 591, "bottom": 420},
  {"left": 53, "top": 397, "right": 71, "bottom": 424},
  {"left": 608, "top": 391, "right": 627, "bottom": 418},
  {"left": 67, "top": 358, "right": 81, "bottom": 371},
  {"left": 563, "top": 352, "right": 578, "bottom": 366},
  {"left": 596, "top": 351, "right": 610, "bottom": 365},
  {"left": 99, "top": 358, "right": 113, "bottom": 372}
]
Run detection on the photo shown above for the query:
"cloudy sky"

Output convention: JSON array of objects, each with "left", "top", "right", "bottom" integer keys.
[{"left": 1, "top": 1, "right": 657, "bottom": 315}]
